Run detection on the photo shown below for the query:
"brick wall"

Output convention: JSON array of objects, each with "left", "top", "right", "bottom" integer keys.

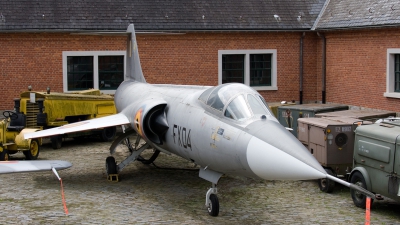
[
  {"left": 0, "top": 33, "right": 126, "bottom": 109},
  {"left": 321, "top": 28, "right": 400, "bottom": 112},
  {"left": 0, "top": 31, "right": 310, "bottom": 110},
  {"left": 139, "top": 32, "right": 315, "bottom": 103}
]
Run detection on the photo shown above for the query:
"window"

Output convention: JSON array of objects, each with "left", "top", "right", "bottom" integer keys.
[
  {"left": 218, "top": 50, "right": 277, "bottom": 91},
  {"left": 222, "top": 55, "right": 244, "bottom": 83},
  {"left": 63, "top": 51, "right": 126, "bottom": 94},
  {"left": 385, "top": 49, "right": 400, "bottom": 98}
]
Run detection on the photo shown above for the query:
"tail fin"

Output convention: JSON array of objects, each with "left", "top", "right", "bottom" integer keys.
[{"left": 126, "top": 24, "right": 146, "bottom": 83}]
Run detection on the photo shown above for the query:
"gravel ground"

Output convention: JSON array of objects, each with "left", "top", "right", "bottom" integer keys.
[{"left": 0, "top": 136, "right": 399, "bottom": 225}]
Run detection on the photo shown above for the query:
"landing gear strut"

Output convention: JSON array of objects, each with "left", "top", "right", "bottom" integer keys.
[{"left": 105, "top": 129, "right": 159, "bottom": 181}]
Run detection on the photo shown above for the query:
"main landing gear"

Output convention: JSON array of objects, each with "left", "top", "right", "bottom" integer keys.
[{"left": 105, "top": 129, "right": 159, "bottom": 181}]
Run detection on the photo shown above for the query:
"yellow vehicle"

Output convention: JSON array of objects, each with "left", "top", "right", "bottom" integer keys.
[
  {"left": 18, "top": 89, "right": 117, "bottom": 149},
  {"left": 0, "top": 110, "right": 41, "bottom": 161}
]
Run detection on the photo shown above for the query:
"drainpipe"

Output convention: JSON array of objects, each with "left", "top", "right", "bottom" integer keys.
[
  {"left": 299, "top": 32, "right": 305, "bottom": 104},
  {"left": 317, "top": 32, "right": 326, "bottom": 103}
]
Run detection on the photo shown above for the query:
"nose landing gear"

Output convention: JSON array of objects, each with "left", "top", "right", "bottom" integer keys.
[{"left": 206, "top": 183, "right": 219, "bottom": 216}]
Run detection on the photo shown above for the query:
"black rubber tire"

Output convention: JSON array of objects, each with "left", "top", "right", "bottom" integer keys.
[
  {"left": 318, "top": 168, "right": 335, "bottom": 193},
  {"left": 51, "top": 135, "right": 62, "bottom": 149},
  {"left": 106, "top": 156, "right": 117, "bottom": 175},
  {"left": 0, "top": 149, "right": 9, "bottom": 161},
  {"left": 350, "top": 171, "right": 373, "bottom": 208},
  {"left": 23, "top": 139, "right": 40, "bottom": 160},
  {"left": 100, "top": 126, "right": 117, "bottom": 142},
  {"left": 208, "top": 194, "right": 219, "bottom": 217}
]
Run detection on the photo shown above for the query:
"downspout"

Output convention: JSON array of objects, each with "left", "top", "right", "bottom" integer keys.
[
  {"left": 299, "top": 32, "right": 305, "bottom": 104},
  {"left": 317, "top": 32, "right": 326, "bottom": 103}
]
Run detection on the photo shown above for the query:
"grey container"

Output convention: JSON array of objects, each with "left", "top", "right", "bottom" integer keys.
[
  {"left": 315, "top": 109, "right": 396, "bottom": 121},
  {"left": 277, "top": 104, "right": 348, "bottom": 138}
]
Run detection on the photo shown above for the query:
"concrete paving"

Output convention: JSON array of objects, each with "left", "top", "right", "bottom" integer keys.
[{"left": 0, "top": 137, "right": 399, "bottom": 225}]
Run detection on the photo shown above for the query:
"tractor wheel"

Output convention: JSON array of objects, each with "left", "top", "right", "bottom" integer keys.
[
  {"left": 100, "top": 126, "right": 117, "bottom": 142},
  {"left": 0, "top": 149, "right": 9, "bottom": 161},
  {"left": 24, "top": 139, "right": 40, "bottom": 160},
  {"left": 51, "top": 135, "right": 62, "bottom": 149}
]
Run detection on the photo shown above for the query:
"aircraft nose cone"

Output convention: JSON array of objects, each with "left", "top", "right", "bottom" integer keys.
[{"left": 245, "top": 121, "right": 326, "bottom": 180}]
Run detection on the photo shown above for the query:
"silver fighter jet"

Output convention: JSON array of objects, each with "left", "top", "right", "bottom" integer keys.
[{"left": 25, "top": 24, "right": 375, "bottom": 216}]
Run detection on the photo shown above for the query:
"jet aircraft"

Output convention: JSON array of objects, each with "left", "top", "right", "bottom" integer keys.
[{"left": 25, "top": 24, "right": 376, "bottom": 216}]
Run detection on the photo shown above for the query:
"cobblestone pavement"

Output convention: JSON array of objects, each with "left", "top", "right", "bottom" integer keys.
[{"left": 0, "top": 137, "right": 399, "bottom": 225}]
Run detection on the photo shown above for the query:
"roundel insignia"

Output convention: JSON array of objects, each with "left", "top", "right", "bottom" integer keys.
[{"left": 134, "top": 108, "right": 143, "bottom": 136}]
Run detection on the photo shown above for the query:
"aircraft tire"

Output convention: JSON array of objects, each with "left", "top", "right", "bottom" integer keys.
[
  {"left": 106, "top": 156, "right": 117, "bottom": 175},
  {"left": 24, "top": 139, "right": 40, "bottom": 160},
  {"left": 318, "top": 168, "right": 335, "bottom": 193},
  {"left": 208, "top": 194, "right": 219, "bottom": 217},
  {"left": 100, "top": 126, "right": 117, "bottom": 142},
  {"left": 0, "top": 148, "right": 9, "bottom": 161},
  {"left": 350, "top": 171, "right": 372, "bottom": 208},
  {"left": 51, "top": 135, "right": 62, "bottom": 149}
]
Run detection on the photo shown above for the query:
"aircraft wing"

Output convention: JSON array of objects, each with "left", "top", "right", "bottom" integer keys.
[
  {"left": 0, "top": 160, "right": 72, "bottom": 174},
  {"left": 24, "top": 113, "right": 130, "bottom": 140}
]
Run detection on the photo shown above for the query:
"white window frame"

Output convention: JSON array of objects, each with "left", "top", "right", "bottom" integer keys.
[
  {"left": 62, "top": 51, "right": 126, "bottom": 94},
  {"left": 385, "top": 49, "right": 400, "bottom": 98},
  {"left": 218, "top": 50, "right": 278, "bottom": 91}
]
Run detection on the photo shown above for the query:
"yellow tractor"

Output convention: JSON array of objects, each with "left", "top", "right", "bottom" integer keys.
[{"left": 0, "top": 102, "right": 42, "bottom": 161}]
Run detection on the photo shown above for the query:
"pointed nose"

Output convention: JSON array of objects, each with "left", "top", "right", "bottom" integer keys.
[{"left": 245, "top": 120, "right": 326, "bottom": 180}]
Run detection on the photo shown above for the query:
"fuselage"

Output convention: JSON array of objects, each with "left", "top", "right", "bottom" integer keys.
[{"left": 115, "top": 80, "right": 326, "bottom": 181}]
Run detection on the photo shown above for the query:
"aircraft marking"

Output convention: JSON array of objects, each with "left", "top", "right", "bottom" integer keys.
[
  {"left": 134, "top": 108, "right": 143, "bottom": 136},
  {"left": 173, "top": 124, "right": 192, "bottom": 150}
]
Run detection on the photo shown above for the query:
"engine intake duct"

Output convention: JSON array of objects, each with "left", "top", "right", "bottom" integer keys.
[{"left": 144, "top": 104, "right": 168, "bottom": 145}]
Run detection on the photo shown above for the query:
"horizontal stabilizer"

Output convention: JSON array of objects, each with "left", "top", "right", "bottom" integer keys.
[
  {"left": 24, "top": 113, "right": 130, "bottom": 139},
  {"left": 0, "top": 160, "right": 72, "bottom": 174}
]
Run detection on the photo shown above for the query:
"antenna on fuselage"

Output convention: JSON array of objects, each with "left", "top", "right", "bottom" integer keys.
[{"left": 126, "top": 24, "right": 146, "bottom": 83}]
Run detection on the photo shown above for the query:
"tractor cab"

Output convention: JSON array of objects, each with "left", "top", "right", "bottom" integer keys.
[{"left": 0, "top": 98, "right": 41, "bottom": 161}]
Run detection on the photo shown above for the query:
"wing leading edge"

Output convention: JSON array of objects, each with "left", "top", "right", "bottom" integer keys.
[
  {"left": 0, "top": 160, "right": 72, "bottom": 174},
  {"left": 24, "top": 113, "right": 130, "bottom": 140}
]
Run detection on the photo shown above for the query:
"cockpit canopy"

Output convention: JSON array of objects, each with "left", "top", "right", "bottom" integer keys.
[{"left": 198, "top": 83, "right": 273, "bottom": 121}]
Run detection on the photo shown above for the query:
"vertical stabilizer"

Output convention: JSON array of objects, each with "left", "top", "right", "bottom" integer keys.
[{"left": 126, "top": 24, "right": 146, "bottom": 83}]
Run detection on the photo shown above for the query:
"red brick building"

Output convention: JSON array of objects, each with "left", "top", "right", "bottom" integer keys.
[{"left": 0, "top": 0, "right": 399, "bottom": 114}]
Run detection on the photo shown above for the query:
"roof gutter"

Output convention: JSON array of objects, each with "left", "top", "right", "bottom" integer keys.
[{"left": 0, "top": 28, "right": 313, "bottom": 34}]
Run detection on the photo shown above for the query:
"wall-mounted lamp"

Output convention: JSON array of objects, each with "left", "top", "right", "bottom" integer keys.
[
  {"left": 47, "top": 87, "right": 51, "bottom": 94},
  {"left": 28, "top": 85, "right": 32, "bottom": 91},
  {"left": 274, "top": 14, "right": 281, "bottom": 22}
]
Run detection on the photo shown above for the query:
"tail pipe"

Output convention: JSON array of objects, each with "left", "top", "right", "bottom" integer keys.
[{"left": 326, "top": 174, "right": 377, "bottom": 199}]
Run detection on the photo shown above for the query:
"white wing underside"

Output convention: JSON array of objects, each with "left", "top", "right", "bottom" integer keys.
[
  {"left": 0, "top": 160, "right": 72, "bottom": 174},
  {"left": 24, "top": 113, "right": 130, "bottom": 140}
]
